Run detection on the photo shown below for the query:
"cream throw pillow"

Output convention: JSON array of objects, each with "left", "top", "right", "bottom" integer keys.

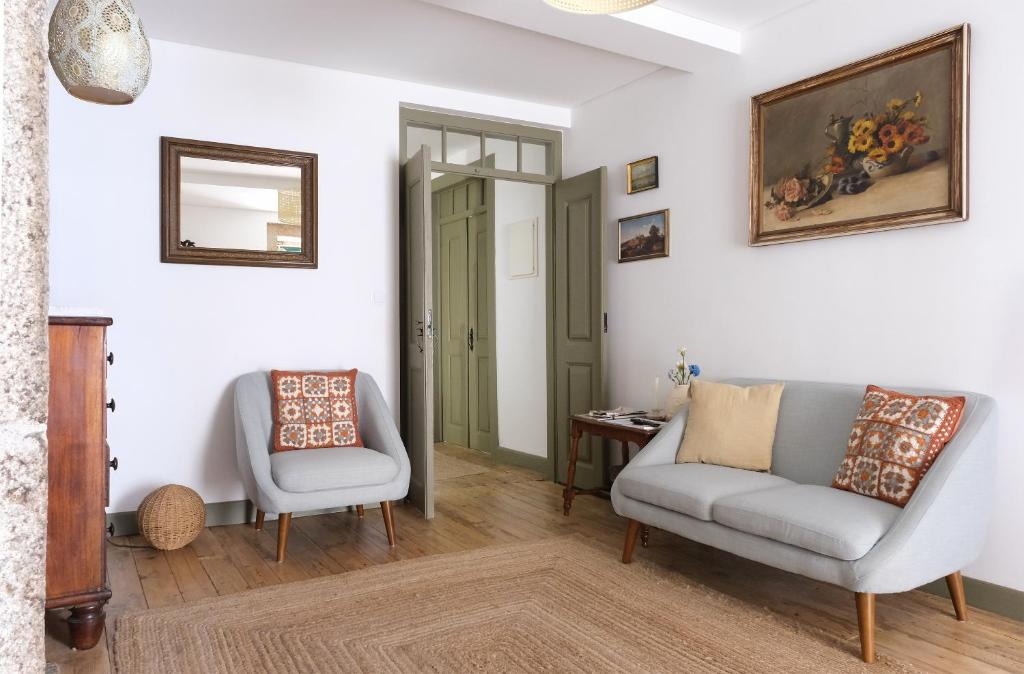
[{"left": 676, "top": 380, "right": 785, "bottom": 471}]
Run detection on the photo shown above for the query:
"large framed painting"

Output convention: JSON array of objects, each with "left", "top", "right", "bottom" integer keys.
[{"left": 749, "top": 25, "right": 969, "bottom": 245}]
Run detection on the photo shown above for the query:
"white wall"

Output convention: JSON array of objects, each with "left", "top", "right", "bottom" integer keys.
[
  {"left": 49, "top": 39, "right": 569, "bottom": 512},
  {"left": 493, "top": 181, "right": 547, "bottom": 457},
  {"left": 566, "top": 2, "right": 1023, "bottom": 591},
  {"left": 179, "top": 204, "right": 276, "bottom": 250}
]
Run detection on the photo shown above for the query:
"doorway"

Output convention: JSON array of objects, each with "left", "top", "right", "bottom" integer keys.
[{"left": 400, "top": 107, "right": 607, "bottom": 519}]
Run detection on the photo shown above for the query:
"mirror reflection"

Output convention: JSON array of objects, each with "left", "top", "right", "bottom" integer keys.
[{"left": 179, "top": 157, "right": 303, "bottom": 253}]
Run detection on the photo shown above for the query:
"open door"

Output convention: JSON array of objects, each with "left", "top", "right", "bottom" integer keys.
[
  {"left": 552, "top": 167, "right": 607, "bottom": 489},
  {"left": 400, "top": 146, "right": 435, "bottom": 518}
]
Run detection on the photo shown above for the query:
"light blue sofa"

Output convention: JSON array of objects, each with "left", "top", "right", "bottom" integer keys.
[{"left": 611, "top": 379, "right": 996, "bottom": 663}]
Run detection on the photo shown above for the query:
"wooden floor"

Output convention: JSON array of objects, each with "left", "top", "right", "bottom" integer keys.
[{"left": 47, "top": 444, "right": 1023, "bottom": 673}]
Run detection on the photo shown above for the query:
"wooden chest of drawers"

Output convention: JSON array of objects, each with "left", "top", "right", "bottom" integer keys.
[{"left": 46, "top": 316, "right": 115, "bottom": 650}]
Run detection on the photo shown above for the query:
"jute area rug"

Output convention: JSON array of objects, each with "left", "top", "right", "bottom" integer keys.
[{"left": 115, "top": 537, "right": 916, "bottom": 673}]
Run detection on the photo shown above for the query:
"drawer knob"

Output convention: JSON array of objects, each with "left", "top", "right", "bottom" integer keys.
[
  {"left": 106, "top": 398, "right": 116, "bottom": 412},
  {"left": 107, "top": 523, "right": 115, "bottom": 537},
  {"left": 107, "top": 352, "right": 114, "bottom": 365},
  {"left": 109, "top": 457, "right": 118, "bottom": 470}
]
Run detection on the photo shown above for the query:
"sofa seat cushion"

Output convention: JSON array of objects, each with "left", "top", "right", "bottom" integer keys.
[
  {"left": 713, "top": 485, "right": 901, "bottom": 561},
  {"left": 271, "top": 446, "right": 398, "bottom": 493},
  {"left": 615, "top": 464, "right": 794, "bottom": 521}
]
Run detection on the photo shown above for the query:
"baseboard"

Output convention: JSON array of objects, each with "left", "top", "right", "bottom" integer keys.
[
  {"left": 918, "top": 576, "right": 1024, "bottom": 622},
  {"left": 492, "top": 445, "right": 550, "bottom": 474},
  {"left": 106, "top": 500, "right": 367, "bottom": 538}
]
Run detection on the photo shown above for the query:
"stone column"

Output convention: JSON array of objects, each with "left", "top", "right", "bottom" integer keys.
[{"left": 0, "top": 0, "right": 50, "bottom": 672}]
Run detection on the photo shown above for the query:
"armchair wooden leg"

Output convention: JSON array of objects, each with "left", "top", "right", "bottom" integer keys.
[
  {"left": 855, "top": 592, "right": 876, "bottom": 663},
  {"left": 622, "top": 519, "right": 641, "bottom": 564},
  {"left": 254, "top": 509, "right": 265, "bottom": 531},
  {"left": 946, "top": 571, "right": 968, "bottom": 621},
  {"left": 276, "top": 513, "right": 292, "bottom": 562},
  {"left": 356, "top": 504, "right": 365, "bottom": 518},
  {"left": 380, "top": 501, "right": 397, "bottom": 547}
]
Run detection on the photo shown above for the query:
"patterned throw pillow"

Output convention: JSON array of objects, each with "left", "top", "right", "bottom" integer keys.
[
  {"left": 832, "top": 385, "right": 965, "bottom": 506},
  {"left": 270, "top": 370, "right": 363, "bottom": 452}
]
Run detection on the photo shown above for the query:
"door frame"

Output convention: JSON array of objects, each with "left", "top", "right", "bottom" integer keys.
[{"left": 400, "top": 107, "right": 565, "bottom": 481}]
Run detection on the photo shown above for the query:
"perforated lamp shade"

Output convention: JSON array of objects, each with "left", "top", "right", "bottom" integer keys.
[
  {"left": 48, "top": 0, "right": 152, "bottom": 105},
  {"left": 543, "top": 0, "right": 657, "bottom": 14}
]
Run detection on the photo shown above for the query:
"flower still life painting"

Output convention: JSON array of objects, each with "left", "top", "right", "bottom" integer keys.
[
  {"left": 618, "top": 209, "right": 669, "bottom": 262},
  {"left": 749, "top": 25, "right": 968, "bottom": 245}
]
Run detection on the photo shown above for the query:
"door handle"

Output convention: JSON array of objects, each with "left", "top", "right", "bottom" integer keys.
[{"left": 468, "top": 327, "right": 474, "bottom": 351}]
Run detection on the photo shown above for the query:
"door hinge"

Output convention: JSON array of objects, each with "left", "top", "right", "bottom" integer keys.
[{"left": 603, "top": 312, "right": 608, "bottom": 333}]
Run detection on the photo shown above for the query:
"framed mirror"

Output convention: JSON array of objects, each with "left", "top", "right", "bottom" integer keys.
[{"left": 161, "top": 137, "right": 318, "bottom": 268}]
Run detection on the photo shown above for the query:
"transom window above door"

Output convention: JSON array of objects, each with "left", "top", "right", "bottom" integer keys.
[{"left": 401, "top": 108, "right": 561, "bottom": 184}]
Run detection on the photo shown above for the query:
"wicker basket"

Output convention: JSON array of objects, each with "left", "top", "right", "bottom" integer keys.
[{"left": 137, "top": 484, "right": 206, "bottom": 550}]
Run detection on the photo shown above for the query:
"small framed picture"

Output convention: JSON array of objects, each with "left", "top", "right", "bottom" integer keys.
[
  {"left": 626, "top": 156, "right": 659, "bottom": 194},
  {"left": 618, "top": 209, "right": 669, "bottom": 263}
]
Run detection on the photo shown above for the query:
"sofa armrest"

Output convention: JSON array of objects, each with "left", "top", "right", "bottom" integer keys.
[
  {"left": 850, "top": 394, "right": 997, "bottom": 593},
  {"left": 618, "top": 408, "right": 689, "bottom": 471}
]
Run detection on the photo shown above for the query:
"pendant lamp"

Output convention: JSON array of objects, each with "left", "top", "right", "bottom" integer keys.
[
  {"left": 542, "top": 0, "right": 657, "bottom": 14},
  {"left": 48, "top": 0, "right": 152, "bottom": 105}
]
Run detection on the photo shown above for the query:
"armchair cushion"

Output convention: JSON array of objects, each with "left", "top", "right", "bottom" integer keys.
[
  {"left": 271, "top": 370, "right": 363, "bottom": 452},
  {"left": 270, "top": 446, "right": 399, "bottom": 493},
  {"left": 713, "top": 484, "right": 901, "bottom": 560},
  {"left": 616, "top": 464, "right": 793, "bottom": 521}
]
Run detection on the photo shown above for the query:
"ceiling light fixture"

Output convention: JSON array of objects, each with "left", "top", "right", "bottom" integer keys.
[
  {"left": 542, "top": 0, "right": 658, "bottom": 15},
  {"left": 48, "top": 0, "right": 152, "bottom": 105}
]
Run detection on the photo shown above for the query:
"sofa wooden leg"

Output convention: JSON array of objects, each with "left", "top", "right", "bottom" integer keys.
[
  {"left": 254, "top": 509, "right": 265, "bottom": 531},
  {"left": 356, "top": 504, "right": 365, "bottom": 518},
  {"left": 381, "top": 501, "right": 397, "bottom": 547},
  {"left": 276, "top": 513, "right": 292, "bottom": 562},
  {"left": 855, "top": 592, "right": 876, "bottom": 663},
  {"left": 946, "top": 571, "right": 968, "bottom": 621},
  {"left": 622, "top": 520, "right": 641, "bottom": 564}
]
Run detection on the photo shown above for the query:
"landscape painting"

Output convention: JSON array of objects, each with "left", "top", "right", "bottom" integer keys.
[
  {"left": 627, "top": 156, "right": 659, "bottom": 194},
  {"left": 749, "top": 25, "right": 968, "bottom": 245},
  {"left": 618, "top": 209, "right": 669, "bottom": 263}
]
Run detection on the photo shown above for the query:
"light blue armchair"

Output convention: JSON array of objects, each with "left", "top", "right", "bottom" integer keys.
[
  {"left": 234, "top": 370, "right": 410, "bottom": 562},
  {"left": 612, "top": 379, "right": 997, "bottom": 663}
]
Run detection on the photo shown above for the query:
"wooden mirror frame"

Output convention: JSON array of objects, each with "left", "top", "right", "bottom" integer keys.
[{"left": 160, "top": 137, "right": 318, "bottom": 268}]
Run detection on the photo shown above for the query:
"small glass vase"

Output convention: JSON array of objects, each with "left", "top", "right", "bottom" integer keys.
[{"left": 664, "top": 384, "right": 690, "bottom": 418}]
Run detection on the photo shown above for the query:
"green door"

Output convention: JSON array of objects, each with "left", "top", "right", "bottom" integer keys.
[
  {"left": 400, "top": 146, "right": 435, "bottom": 518},
  {"left": 467, "top": 181, "right": 496, "bottom": 453},
  {"left": 433, "top": 178, "right": 496, "bottom": 452},
  {"left": 439, "top": 216, "right": 469, "bottom": 446},
  {"left": 553, "top": 168, "right": 607, "bottom": 489}
]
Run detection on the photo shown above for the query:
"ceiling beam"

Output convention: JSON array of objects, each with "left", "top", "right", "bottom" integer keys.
[{"left": 417, "top": 0, "right": 741, "bottom": 72}]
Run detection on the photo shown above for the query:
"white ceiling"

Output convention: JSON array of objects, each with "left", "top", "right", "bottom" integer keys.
[
  {"left": 655, "top": 0, "right": 816, "bottom": 30},
  {"left": 131, "top": 0, "right": 661, "bottom": 108},
  {"left": 130, "top": 0, "right": 817, "bottom": 109}
]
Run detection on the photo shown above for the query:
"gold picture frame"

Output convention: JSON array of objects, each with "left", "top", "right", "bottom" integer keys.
[
  {"left": 749, "top": 24, "right": 969, "bottom": 246},
  {"left": 627, "top": 156, "right": 659, "bottom": 194},
  {"left": 618, "top": 209, "right": 669, "bottom": 263}
]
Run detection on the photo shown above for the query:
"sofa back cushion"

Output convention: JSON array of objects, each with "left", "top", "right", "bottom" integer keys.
[
  {"left": 676, "top": 380, "right": 785, "bottom": 471},
  {"left": 831, "top": 385, "right": 965, "bottom": 506},
  {"left": 721, "top": 379, "right": 978, "bottom": 486}
]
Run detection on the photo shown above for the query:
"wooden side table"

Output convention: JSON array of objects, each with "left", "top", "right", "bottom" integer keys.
[{"left": 562, "top": 414, "right": 661, "bottom": 544}]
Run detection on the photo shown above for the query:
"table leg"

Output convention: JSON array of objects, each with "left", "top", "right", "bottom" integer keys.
[
  {"left": 620, "top": 441, "right": 630, "bottom": 466},
  {"left": 563, "top": 423, "right": 583, "bottom": 516},
  {"left": 640, "top": 525, "right": 650, "bottom": 547}
]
